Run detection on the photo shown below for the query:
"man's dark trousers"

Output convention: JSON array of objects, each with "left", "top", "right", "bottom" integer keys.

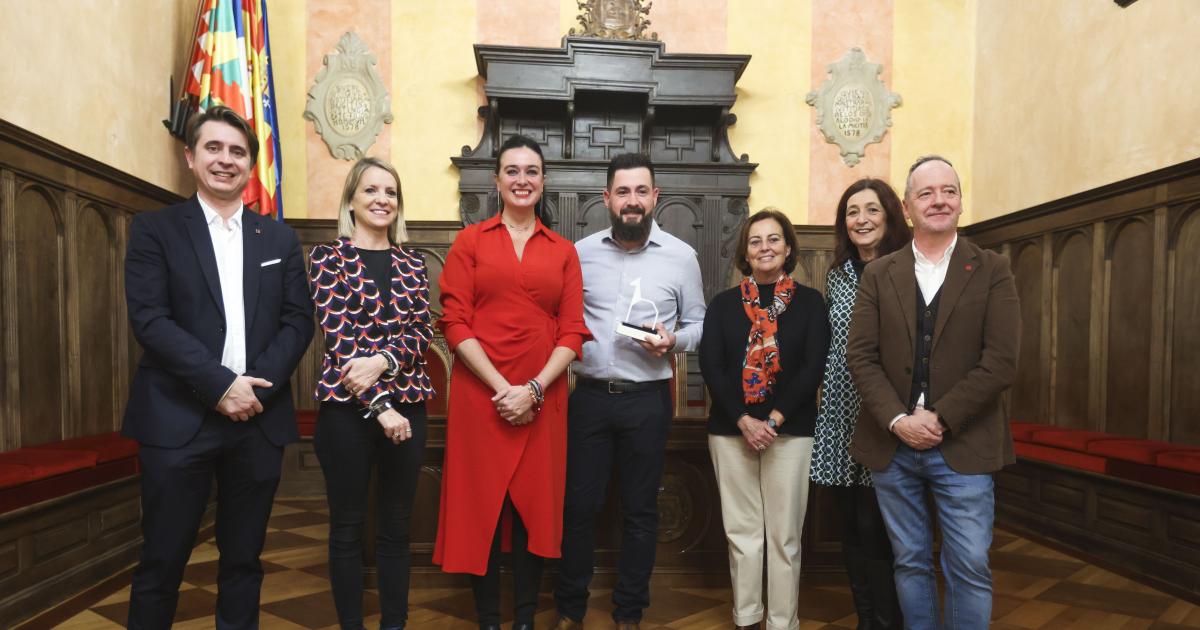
[
  {"left": 130, "top": 413, "right": 283, "bottom": 629},
  {"left": 555, "top": 380, "right": 672, "bottom": 624}
]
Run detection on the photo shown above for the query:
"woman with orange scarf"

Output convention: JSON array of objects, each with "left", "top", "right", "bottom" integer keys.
[{"left": 699, "top": 207, "right": 831, "bottom": 630}]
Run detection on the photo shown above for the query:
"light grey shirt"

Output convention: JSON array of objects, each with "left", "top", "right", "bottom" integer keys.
[{"left": 574, "top": 221, "right": 706, "bottom": 382}]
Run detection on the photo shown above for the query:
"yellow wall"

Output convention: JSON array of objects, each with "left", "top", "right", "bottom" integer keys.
[
  {"left": 7, "top": 2, "right": 1195, "bottom": 226},
  {"left": 0, "top": 0, "right": 196, "bottom": 196},
  {"left": 972, "top": 0, "right": 1200, "bottom": 221},
  {"left": 727, "top": 1, "right": 811, "bottom": 223},
  {"left": 891, "top": 0, "right": 976, "bottom": 222}
]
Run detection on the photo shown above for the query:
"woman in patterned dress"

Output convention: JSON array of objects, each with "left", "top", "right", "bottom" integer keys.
[
  {"left": 700, "top": 208, "right": 830, "bottom": 630},
  {"left": 308, "top": 157, "right": 435, "bottom": 630},
  {"left": 811, "top": 179, "right": 912, "bottom": 629}
]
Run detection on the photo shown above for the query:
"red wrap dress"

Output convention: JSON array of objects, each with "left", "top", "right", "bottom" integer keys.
[{"left": 434, "top": 214, "right": 591, "bottom": 575}]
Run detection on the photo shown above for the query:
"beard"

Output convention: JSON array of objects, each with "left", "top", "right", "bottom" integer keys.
[{"left": 610, "top": 206, "right": 653, "bottom": 243}]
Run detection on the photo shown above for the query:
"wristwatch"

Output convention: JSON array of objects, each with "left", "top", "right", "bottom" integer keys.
[{"left": 766, "top": 418, "right": 778, "bottom": 430}]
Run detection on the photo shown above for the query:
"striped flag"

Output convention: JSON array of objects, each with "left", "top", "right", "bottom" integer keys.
[{"left": 185, "top": 0, "right": 284, "bottom": 220}]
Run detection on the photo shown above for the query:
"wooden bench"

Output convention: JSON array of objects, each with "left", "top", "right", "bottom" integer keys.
[
  {"left": 996, "top": 421, "right": 1200, "bottom": 600},
  {"left": 0, "top": 433, "right": 142, "bottom": 628}
]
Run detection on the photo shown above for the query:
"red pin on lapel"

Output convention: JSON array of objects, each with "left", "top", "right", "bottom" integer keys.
[{"left": 965, "top": 264, "right": 973, "bottom": 271}]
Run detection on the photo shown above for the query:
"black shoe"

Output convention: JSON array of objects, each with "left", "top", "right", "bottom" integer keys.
[
  {"left": 513, "top": 623, "right": 534, "bottom": 630},
  {"left": 479, "top": 624, "right": 501, "bottom": 630}
]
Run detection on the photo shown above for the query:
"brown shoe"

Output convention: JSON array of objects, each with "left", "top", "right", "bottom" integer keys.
[{"left": 552, "top": 616, "right": 583, "bottom": 630}]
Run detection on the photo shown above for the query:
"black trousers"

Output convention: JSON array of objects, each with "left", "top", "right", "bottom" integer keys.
[
  {"left": 555, "top": 382, "right": 672, "bottom": 624},
  {"left": 129, "top": 413, "right": 284, "bottom": 630},
  {"left": 314, "top": 400, "right": 427, "bottom": 630},
  {"left": 470, "top": 497, "right": 544, "bottom": 625},
  {"left": 834, "top": 483, "right": 902, "bottom": 629}
]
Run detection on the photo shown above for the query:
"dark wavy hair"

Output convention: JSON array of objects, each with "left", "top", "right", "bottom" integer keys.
[
  {"left": 735, "top": 207, "right": 799, "bottom": 276},
  {"left": 494, "top": 134, "right": 551, "bottom": 225},
  {"left": 830, "top": 178, "right": 911, "bottom": 270}
]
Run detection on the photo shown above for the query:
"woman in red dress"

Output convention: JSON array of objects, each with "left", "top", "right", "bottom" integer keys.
[{"left": 435, "top": 134, "right": 591, "bottom": 630}]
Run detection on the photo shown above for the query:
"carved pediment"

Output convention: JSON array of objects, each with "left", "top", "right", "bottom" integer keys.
[{"left": 569, "top": 0, "right": 658, "bottom": 41}]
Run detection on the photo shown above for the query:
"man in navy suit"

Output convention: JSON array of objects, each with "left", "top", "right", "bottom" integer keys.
[{"left": 122, "top": 106, "right": 313, "bottom": 629}]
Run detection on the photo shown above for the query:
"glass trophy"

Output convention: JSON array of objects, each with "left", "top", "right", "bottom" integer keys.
[{"left": 616, "top": 277, "right": 663, "bottom": 342}]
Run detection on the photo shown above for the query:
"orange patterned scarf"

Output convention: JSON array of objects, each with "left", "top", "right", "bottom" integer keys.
[{"left": 741, "top": 275, "right": 795, "bottom": 404}]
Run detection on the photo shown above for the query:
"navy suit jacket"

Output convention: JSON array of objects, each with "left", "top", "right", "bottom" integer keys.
[{"left": 122, "top": 196, "right": 314, "bottom": 448}]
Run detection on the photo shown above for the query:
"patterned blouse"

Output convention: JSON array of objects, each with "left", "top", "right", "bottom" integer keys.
[
  {"left": 308, "top": 238, "right": 435, "bottom": 406},
  {"left": 811, "top": 258, "right": 873, "bottom": 487}
]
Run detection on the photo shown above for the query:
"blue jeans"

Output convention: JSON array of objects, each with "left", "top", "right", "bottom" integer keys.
[{"left": 872, "top": 445, "right": 994, "bottom": 630}]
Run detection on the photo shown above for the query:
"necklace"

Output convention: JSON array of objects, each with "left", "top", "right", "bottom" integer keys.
[{"left": 501, "top": 215, "right": 535, "bottom": 233}]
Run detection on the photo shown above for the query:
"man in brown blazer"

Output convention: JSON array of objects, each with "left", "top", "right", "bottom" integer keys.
[{"left": 846, "top": 155, "right": 1019, "bottom": 630}]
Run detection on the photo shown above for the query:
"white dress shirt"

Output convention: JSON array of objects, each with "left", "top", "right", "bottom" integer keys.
[
  {"left": 198, "top": 198, "right": 247, "bottom": 375},
  {"left": 891, "top": 234, "right": 958, "bottom": 428}
]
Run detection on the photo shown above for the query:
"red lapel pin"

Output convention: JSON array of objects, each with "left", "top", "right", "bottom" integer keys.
[{"left": 965, "top": 264, "right": 973, "bottom": 271}]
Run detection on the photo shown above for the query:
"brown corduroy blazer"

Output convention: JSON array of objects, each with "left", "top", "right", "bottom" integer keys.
[{"left": 846, "top": 236, "right": 1020, "bottom": 475}]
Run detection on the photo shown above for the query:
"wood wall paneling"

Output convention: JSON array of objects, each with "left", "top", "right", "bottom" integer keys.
[
  {"left": 1011, "top": 240, "right": 1044, "bottom": 422},
  {"left": 1169, "top": 205, "right": 1200, "bottom": 444},
  {"left": 1052, "top": 232, "right": 1093, "bottom": 429},
  {"left": 75, "top": 204, "right": 118, "bottom": 436},
  {"left": 15, "top": 183, "right": 65, "bottom": 446},
  {"left": 0, "top": 120, "right": 181, "bottom": 449},
  {"left": 1104, "top": 218, "right": 1153, "bottom": 438},
  {"left": 968, "top": 156, "right": 1200, "bottom": 445}
]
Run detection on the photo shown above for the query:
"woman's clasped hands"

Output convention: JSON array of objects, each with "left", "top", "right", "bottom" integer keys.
[
  {"left": 737, "top": 413, "right": 778, "bottom": 452},
  {"left": 492, "top": 383, "right": 535, "bottom": 426}
]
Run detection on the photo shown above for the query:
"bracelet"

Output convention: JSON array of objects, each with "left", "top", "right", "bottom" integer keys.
[
  {"left": 379, "top": 351, "right": 399, "bottom": 377},
  {"left": 526, "top": 379, "right": 544, "bottom": 413},
  {"left": 363, "top": 398, "right": 392, "bottom": 420}
]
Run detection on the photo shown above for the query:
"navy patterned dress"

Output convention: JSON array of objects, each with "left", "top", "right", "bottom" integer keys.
[{"left": 811, "top": 259, "right": 873, "bottom": 487}]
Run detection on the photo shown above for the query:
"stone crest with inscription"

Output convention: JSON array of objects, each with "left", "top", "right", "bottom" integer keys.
[
  {"left": 569, "top": 0, "right": 658, "bottom": 41},
  {"left": 806, "top": 48, "right": 901, "bottom": 166},
  {"left": 304, "top": 32, "right": 393, "bottom": 160}
]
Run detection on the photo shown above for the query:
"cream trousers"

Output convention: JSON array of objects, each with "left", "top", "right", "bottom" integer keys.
[{"left": 709, "top": 434, "right": 814, "bottom": 630}]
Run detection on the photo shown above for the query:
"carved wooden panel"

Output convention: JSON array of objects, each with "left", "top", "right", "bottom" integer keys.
[
  {"left": 76, "top": 204, "right": 118, "bottom": 435},
  {"left": 1052, "top": 233, "right": 1093, "bottom": 429},
  {"left": 1012, "top": 241, "right": 1044, "bottom": 422},
  {"left": 571, "top": 96, "right": 643, "bottom": 161},
  {"left": 0, "top": 121, "right": 179, "bottom": 449},
  {"left": 969, "top": 157, "right": 1200, "bottom": 445},
  {"left": 1169, "top": 206, "right": 1200, "bottom": 445},
  {"left": 996, "top": 459, "right": 1200, "bottom": 602},
  {"left": 1105, "top": 219, "right": 1153, "bottom": 438},
  {"left": 15, "top": 184, "right": 65, "bottom": 446}
]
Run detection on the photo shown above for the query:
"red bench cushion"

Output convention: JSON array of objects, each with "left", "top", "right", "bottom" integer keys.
[
  {"left": 1013, "top": 441, "right": 1109, "bottom": 474},
  {"left": 0, "top": 449, "right": 97, "bottom": 479},
  {"left": 296, "top": 410, "right": 317, "bottom": 438},
  {"left": 1010, "top": 421, "right": 1050, "bottom": 442},
  {"left": 29, "top": 432, "right": 139, "bottom": 464},
  {"left": 0, "top": 463, "right": 34, "bottom": 490},
  {"left": 1157, "top": 450, "right": 1200, "bottom": 475},
  {"left": 1028, "top": 429, "right": 1120, "bottom": 452},
  {"left": 1086, "top": 439, "right": 1183, "bottom": 465}
]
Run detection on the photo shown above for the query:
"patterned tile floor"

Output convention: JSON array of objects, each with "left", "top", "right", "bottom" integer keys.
[{"left": 29, "top": 497, "right": 1200, "bottom": 629}]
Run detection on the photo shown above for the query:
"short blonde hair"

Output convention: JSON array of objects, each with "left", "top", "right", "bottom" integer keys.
[{"left": 337, "top": 157, "right": 408, "bottom": 244}]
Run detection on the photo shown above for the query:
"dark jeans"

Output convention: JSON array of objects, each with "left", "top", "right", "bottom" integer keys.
[
  {"left": 470, "top": 497, "right": 544, "bottom": 625},
  {"left": 555, "top": 382, "right": 672, "bottom": 624},
  {"left": 314, "top": 400, "right": 427, "bottom": 630},
  {"left": 129, "top": 413, "right": 283, "bottom": 630}
]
